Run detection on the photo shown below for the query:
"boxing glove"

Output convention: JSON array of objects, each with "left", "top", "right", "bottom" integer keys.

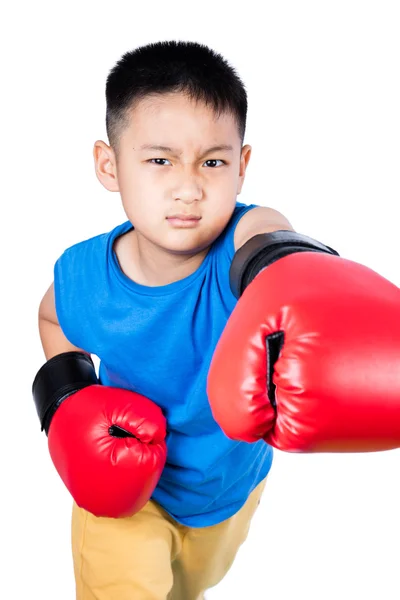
[
  {"left": 33, "top": 351, "right": 167, "bottom": 517},
  {"left": 207, "top": 230, "right": 400, "bottom": 453}
]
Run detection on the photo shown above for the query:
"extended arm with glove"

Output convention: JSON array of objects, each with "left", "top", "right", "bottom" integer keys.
[
  {"left": 207, "top": 230, "right": 400, "bottom": 452},
  {"left": 33, "top": 351, "right": 167, "bottom": 517}
]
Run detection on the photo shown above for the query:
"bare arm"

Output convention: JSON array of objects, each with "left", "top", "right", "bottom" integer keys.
[
  {"left": 38, "top": 282, "right": 86, "bottom": 360},
  {"left": 234, "top": 206, "right": 294, "bottom": 251}
]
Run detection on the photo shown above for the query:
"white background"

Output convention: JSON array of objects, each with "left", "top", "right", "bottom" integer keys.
[{"left": 2, "top": 1, "right": 399, "bottom": 598}]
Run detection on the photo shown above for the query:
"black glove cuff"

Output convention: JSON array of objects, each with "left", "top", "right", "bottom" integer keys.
[
  {"left": 229, "top": 230, "right": 340, "bottom": 298},
  {"left": 32, "top": 351, "right": 98, "bottom": 435}
]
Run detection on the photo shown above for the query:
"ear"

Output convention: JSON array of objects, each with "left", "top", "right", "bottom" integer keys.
[
  {"left": 93, "top": 140, "right": 120, "bottom": 192},
  {"left": 237, "top": 145, "right": 252, "bottom": 195}
]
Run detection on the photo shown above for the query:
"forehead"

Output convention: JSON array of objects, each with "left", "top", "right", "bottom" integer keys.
[{"left": 127, "top": 92, "right": 239, "bottom": 142}]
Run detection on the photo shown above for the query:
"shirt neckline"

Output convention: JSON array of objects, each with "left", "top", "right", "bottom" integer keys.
[{"left": 109, "top": 221, "right": 213, "bottom": 297}]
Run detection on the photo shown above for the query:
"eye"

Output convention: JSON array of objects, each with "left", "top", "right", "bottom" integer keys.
[
  {"left": 204, "top": 159, "right": 226, "bottom": 168},
  {"left": 148, "top": 158, "right": 172, "bottom": 166}
]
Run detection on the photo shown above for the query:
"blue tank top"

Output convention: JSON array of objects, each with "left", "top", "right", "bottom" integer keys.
[{"left": 54, "top": 201, "right": 273, "bottom": 527}]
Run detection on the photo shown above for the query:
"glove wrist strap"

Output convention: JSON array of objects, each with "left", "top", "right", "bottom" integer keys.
[
  {"left": 32, "top": 351, "right": 98, "bottom": 435},
  {"left": 229, "top": 230, "right": 340, "bottom": 298}
]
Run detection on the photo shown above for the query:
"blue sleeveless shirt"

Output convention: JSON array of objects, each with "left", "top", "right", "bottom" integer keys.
[{"left": 54, "top": 201, "right": 273, "bottom": 527}]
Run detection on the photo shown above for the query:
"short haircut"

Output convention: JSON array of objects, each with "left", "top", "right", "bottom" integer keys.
[{"left": 105, "top": 40, "right": 248, "bottom": 156}]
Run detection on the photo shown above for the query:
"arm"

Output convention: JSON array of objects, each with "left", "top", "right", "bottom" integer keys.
[
  {"left": 38, "top": 282, "right": 86, "bottom": 360},
  {"left": 233, "top": 206, "right": 294, "bottom": 252},
  {"left": 208, "top": 213, "right": 400, "bottom": 453},
  {"left": 34, "top": 282, "right": 167, "bottom": 518}
]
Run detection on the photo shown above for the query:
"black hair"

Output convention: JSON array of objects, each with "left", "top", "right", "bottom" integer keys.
[{"left": 105, "top": 40, "right": 247, "bottom": 156}]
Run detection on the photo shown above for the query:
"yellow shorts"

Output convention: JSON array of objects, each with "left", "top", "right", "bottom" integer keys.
[{"left": 71, "top": 476, "right": 267, "bottom": 600}]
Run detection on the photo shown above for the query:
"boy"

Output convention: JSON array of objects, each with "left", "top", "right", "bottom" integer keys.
[
  {"left": 34, "top": 40, "right": 292, "bottom": 599},
  {"left": 33, "top": 39, "right": 400, "bottom": 600}
]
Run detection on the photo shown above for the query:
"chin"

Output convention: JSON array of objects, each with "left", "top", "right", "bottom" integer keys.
[{"left": 162, "top": 235, "right": 212, "bottom": 255}]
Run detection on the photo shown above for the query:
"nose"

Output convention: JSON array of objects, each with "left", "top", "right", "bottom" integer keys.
[{"left": 172, "top": 172, "right": 203, "bottom": 204}]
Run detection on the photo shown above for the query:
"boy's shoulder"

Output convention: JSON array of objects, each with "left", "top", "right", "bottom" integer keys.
[
  {"left": 232, "top": 200, "right": 259, "bottom": 216},
  {"left": 210, "top": 201, "right": 261, "bottom": 261},
  {"left": 222, "top": 201, "right": 260, "bottom": 233},
  {"left": 215, "top": 201, "right": 260, "bottom": 243}
]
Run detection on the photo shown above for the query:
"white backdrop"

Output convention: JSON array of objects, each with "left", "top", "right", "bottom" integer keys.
[{"left": 2, "top": 1, "right": 399, "bottom": 599}]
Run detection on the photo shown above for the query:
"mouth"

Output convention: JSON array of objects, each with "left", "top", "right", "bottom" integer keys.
[
  {"left": 167, "top": 214, "right": 201, "bottom": 221},
  {"left": 166, "top": 215, "right": 202, "bottom": 228}
]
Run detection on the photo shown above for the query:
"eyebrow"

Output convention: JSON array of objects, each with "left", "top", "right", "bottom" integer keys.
[{"left": 136, "top": 144, "right": 234, "bottom": 158}]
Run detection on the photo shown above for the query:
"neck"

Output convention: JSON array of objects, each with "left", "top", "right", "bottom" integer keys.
[{"left": 115, "top": 229, "right": 209, "bottom": 287}]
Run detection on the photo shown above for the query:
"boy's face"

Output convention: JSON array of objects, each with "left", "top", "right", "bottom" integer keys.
[{"left": 94, "top": 92, "right": 251, "bottom": 255}]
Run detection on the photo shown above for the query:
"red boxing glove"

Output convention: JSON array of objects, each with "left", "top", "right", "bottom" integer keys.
[
  {"left": 33, "top": 352, "right": 167, "bottom": 517},
  {"left": 207, "top": 231, "right": 400, "bottom": 453}
]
